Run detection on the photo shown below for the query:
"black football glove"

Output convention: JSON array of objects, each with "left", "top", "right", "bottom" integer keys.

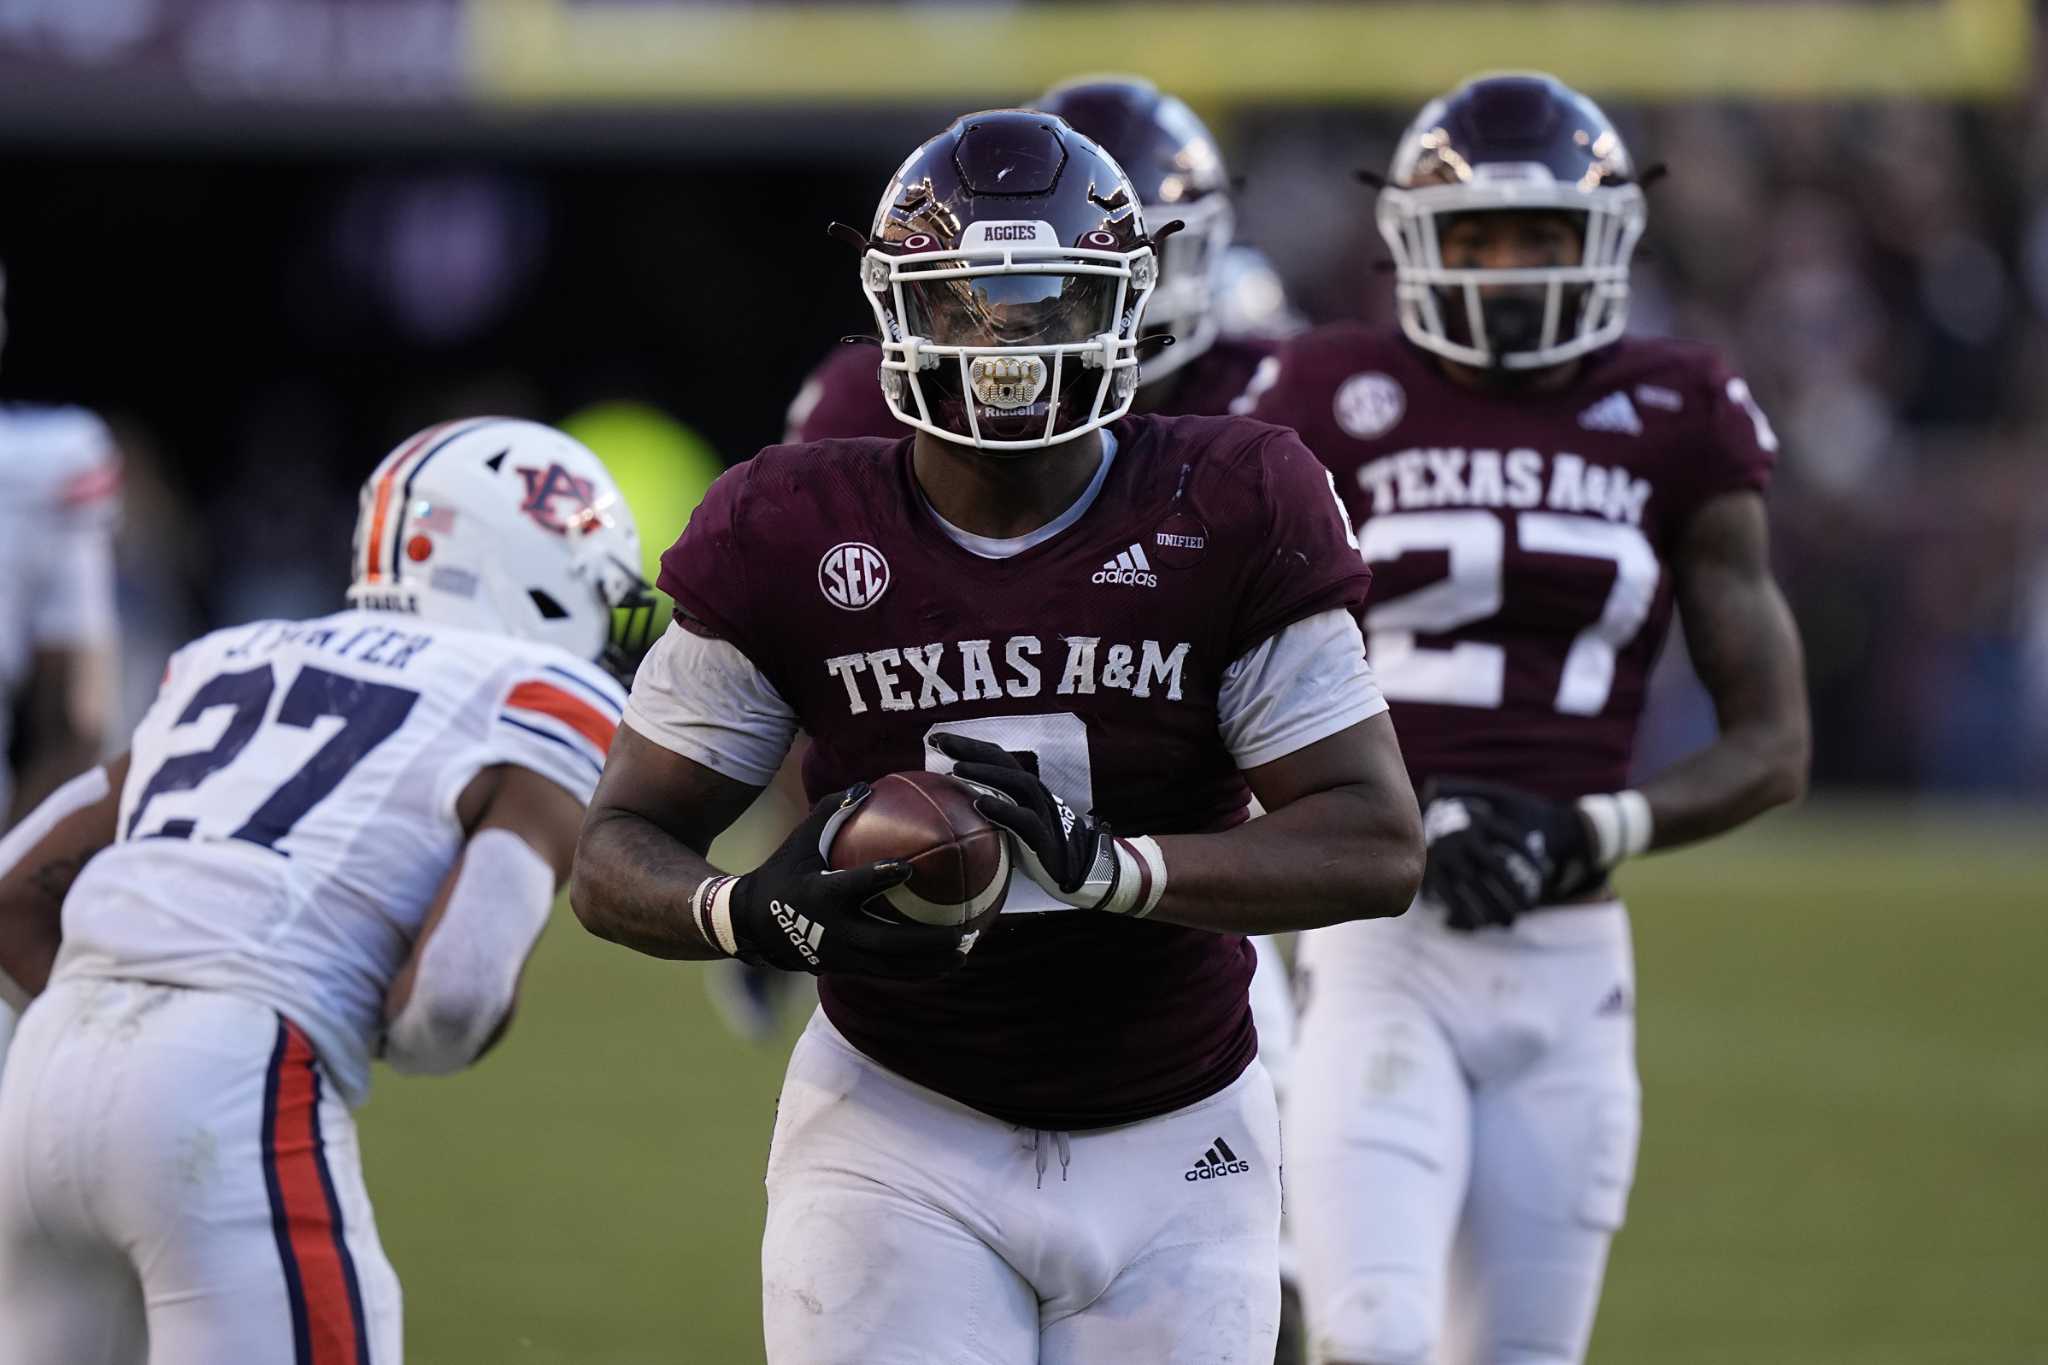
[
  {"left": 1418, "top": 778, "right": 1602, "bottom": 932},
  {"left": 930, "top": 734, "right": 1163, "bottom": 918},
  {"left": 691, "top": 784, "right": 972, "bottom": 979}
]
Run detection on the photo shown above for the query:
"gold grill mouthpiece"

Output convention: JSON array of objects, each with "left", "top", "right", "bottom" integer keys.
[{"left": 968, "top": 355, "right": 1049, "bottom": 410}]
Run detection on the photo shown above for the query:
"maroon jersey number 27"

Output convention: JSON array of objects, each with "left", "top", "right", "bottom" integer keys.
[{"left": 1247, "top": 326, "right": 1778, "bottom": 800}]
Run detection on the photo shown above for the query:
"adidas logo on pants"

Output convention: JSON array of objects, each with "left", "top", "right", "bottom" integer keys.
[{"left": 1186, "top": 1136, "right": 1251, "bottom": 1181}]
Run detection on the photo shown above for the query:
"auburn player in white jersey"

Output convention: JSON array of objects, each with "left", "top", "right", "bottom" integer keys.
[
  {"left": 0, "top": 417, "right": 651, "bottom": 1364},
  {"left": 0, "top": 261, "right": 123, "bottom": 1066}
]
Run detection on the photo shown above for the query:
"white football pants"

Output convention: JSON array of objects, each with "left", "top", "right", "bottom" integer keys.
[
  {"left": 762, "top": 1010, "right": 1284, "bottom": 1364},
  {"left": 0, "top": 977, "right": 402, "bottom": 1365},
  {"left": 1287, "top": 899, "right": 1641, "bottom": 1365}
]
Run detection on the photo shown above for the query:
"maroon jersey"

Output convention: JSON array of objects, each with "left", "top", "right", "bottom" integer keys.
[
  {"left": 1247, "top": 325, "right": 1777, "bottom": 800},
  {"left": 1154, "top": 334, "right": 1279, "bottom": 417},
  {"left": 786, "top": 335, "right": 1278, "bottom": 443},
  {"left": 659, "top": 414, "right": 1369, "bottom": 1129}
]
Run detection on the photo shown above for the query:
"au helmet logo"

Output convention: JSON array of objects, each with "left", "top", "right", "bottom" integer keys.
[
  {"left": 515, "top": 464, "right": 598, "bottom": 536},
  {"left": 819, "top": 542, "right": 891, "bottom": 611}
]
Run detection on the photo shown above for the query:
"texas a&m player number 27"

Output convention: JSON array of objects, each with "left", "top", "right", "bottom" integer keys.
[{"left": 1246, "top": 74, "right": 1811, "bottom": 1365}]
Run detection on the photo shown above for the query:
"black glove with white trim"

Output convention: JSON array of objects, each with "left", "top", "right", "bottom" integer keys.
[
  {"left": 930, "top": 734, "right": 1165, "bottom": 918},
  {"left": 1419, "top": 777, "right": 1601, "bottom": 932},
  {"left": 690, "top": 785, "right": 969, "bottom": 978}
]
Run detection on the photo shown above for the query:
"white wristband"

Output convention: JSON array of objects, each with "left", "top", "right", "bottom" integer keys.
[
  {"left": 690, "top": 875, "right": 741, "bottom": 957},
  {"left": 1102, "top": 835, "right": 1169, "bottom": 918},
  {"left": 1576, "top": 790, "right": 1653, "bottom": 869}
]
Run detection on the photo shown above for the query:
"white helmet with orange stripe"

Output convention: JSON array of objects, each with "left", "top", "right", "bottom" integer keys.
[{"left": 346, "top": 417, "right": 656, "bottom": 680}]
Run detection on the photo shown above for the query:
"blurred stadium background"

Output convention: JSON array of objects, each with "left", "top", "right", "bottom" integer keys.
[{"left": 3, "top": 0, "right": 2044, "bottom": 1360}]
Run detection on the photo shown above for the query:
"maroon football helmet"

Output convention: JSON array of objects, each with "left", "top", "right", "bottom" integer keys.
[
  {"left": 1379, "top": 72, "right": 1648, "bottom": 371},
  {"left": 1036, "top": 76, "right": 1233, "bottom": 385},
  {"left": 859, "top": 110, "right": 1166, "bottom": 451}
]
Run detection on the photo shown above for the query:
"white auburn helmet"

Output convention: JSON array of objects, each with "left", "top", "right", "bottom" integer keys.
[
  {"left": 346, "top": 417, "right": 654, "bottom": 677},
  {"left": 1378, "top": 72, "right": 1648, "bottom": 371}
]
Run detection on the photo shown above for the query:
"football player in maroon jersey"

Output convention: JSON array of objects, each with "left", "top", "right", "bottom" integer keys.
[
  {"left": 736, "top": 74, "right": 1289, "bottom": 1032},
  {"left": 1244, "top": 74, "right": 1811, "bottom": 1365},
  {"left": 571, "top": 110, "right": 1423, "bottom": 1364}
]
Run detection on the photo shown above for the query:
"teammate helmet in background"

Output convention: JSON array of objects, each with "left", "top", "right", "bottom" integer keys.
[
  {"left": 860, "top": 109, "right": 1164, "bottom": 451},
  {"left": 1378, "top": 72, "right": 1648, "bottom": 371},
  {"left": 347, "top": 417, "right": 655, "bottom": 680},
  {"left": 1036, "top": 75, "right": 1234, "bottom": 385}
]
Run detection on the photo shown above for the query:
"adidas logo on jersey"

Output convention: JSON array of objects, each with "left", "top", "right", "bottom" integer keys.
[
  {"left": 771, "top": 900, "right": 824, "bottom": 968},
  {"left": 1184, "top": 1136, "right": 1250, "bottom": 1182},
  {"left": 1578, "top": 391, "right": 1644, "bottom": 436},
  {"left": 1092, "top": 543, "right": 1157, "bottom": 588}
]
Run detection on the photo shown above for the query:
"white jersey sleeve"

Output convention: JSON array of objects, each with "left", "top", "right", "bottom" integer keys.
[
  {"left": 623, "top": 620, "right": 797, "bottom": 787},
  {"left": 1218, "top": 608, "right": 1386, "bottom": 770},
  {"left": 477, "top": 654, "right": 627, "bottom": 807}
]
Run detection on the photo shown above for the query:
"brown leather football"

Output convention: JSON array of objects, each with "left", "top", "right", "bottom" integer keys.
[{"left": 827, "top": 771, "right": 1010, "bottom": 929}]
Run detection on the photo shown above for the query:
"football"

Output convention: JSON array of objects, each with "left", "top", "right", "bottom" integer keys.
[{"left": 828, "top": 771, "right": 1011, "bottom": 929}]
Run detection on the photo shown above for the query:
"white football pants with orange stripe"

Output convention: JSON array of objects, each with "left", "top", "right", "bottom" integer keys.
[{"left": 0, "top": 977, "right": 401, "bottom": 1365}]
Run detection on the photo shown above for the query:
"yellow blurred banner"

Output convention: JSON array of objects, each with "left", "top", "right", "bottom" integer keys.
[{"left": 471, "top": 0, "right": 2032, "bottom": 105}]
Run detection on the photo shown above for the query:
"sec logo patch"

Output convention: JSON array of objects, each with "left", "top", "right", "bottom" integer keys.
[
  {"left": 1334, "top": 372, "right": 1405, "bottom": 439},
  {"left": 819, "top": 542, "right": 890, "bottom": 611}
]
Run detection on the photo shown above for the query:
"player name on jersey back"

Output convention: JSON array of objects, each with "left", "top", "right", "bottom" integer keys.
[{"left": 51, "top": 609, "right": 624, "bottom": 1108}]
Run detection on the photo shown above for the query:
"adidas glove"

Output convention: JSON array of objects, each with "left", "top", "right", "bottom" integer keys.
[
  {"left": 689, "top": 785, "right": 971, "bottom": 979},
  {"left": 931, "top": 734, "right": 1166, "bottom": 918},
  {"left": 1419, "top": 778, "right": 1604, "bottom": 932}
]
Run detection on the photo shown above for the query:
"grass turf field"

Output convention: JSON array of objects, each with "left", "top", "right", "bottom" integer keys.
[{"left": 359, "top": 803, "right": 2048, "bottom": 1364}]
